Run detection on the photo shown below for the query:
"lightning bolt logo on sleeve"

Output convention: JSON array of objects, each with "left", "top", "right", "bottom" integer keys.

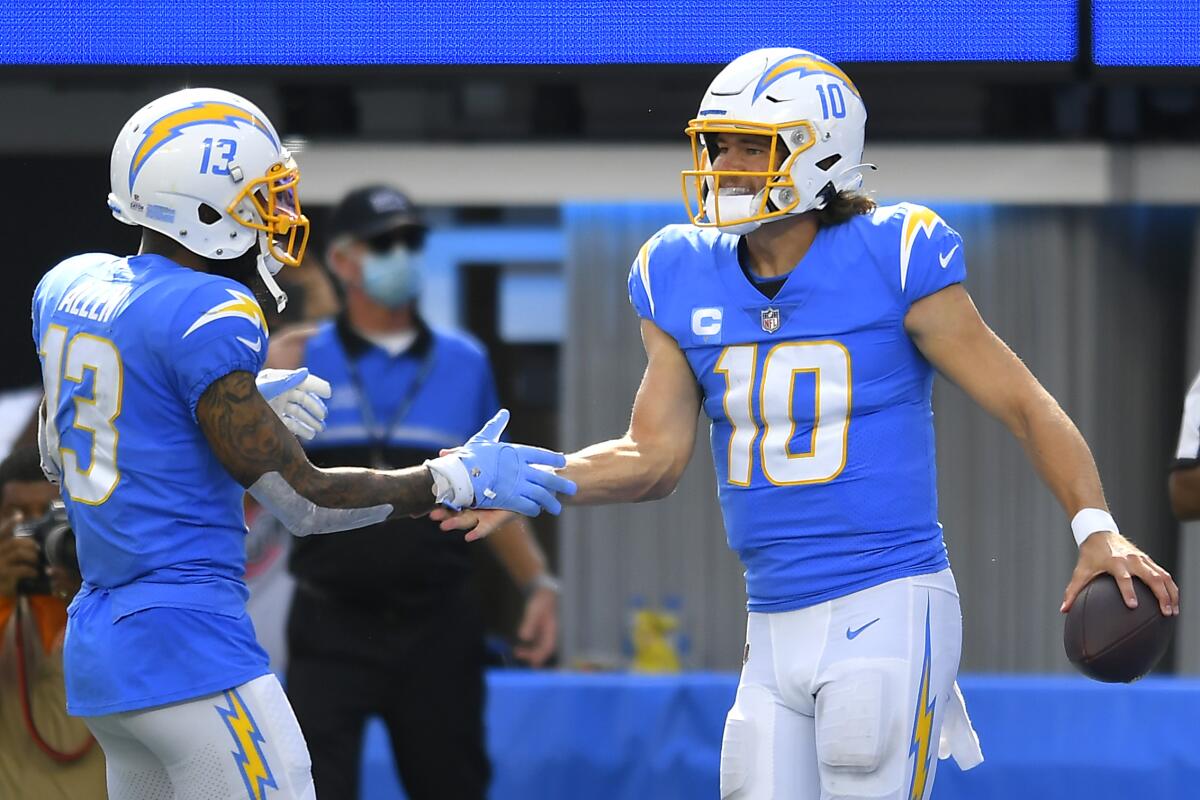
[
  {"left": 183, "top": 289, "right": 269, "bottom": 339},
  {"left": 637, "top": 237, "right": 656, "bottom": 316},
  {"left": 217, "top": 688, "right": 278, "bottom": 800},
  {"left": 907, "top": 598, "right": 937, "bottom": 800},
  {"left": 898, "top": 205, "right": 947, "bottom": 292},
  {"left": 129, "top": 101, "right": 278, "bottom": 193}
]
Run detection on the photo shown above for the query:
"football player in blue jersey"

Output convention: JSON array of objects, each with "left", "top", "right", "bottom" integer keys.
[
  {"left": 438, "top": 48, "right": 1179, "bottom": 799},
  {"left": 31, "top": 87, "right": 574, "bottom": 800}
]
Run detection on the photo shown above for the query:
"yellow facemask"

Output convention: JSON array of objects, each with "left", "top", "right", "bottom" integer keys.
[
  {"left": 681, "top": 119, "right": 816, "bottom": 229},
  {"left": 226, "top": 160, "right": 311, "bottom": 268}
]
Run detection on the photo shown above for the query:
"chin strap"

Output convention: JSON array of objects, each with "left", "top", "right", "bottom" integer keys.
[{"left": 256, "top": 232, "right": 288, "bottom": 313}]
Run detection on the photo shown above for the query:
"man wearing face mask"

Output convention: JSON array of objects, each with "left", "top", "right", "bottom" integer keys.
[{"left": 268, "top": 185, "right": 561, "bottom": 800}]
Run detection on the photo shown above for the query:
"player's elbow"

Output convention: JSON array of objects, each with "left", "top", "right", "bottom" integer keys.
[
  {"left": 249, "top": 471, "right": 392, "bottom": 535},
  {"left": 1169, "top": 469, "right": 1200, "bottom": 521},
  {"left": 997, "top": 385, "right": 1049, "bottom": 443},
  {"left": 638, "top": 474, "right": 679, "bottom": 502},
  {"left": 633, "top": 443, "right": 691, "bottom": 502}
]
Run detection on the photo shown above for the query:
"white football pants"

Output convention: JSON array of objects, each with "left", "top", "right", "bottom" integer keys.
[
  {"left": 720, "top": 568, "right": 983, "bottom": 800},
  {"left": 84, "top": 673, "right": 315, "bottom": 800}
]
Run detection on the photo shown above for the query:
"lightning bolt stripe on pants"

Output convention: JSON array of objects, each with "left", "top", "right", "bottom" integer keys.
[
  {"left": 217, "top": 687, "right": 279, "bottom": 800},
  {"left": 907, "top": 596, "right": 936, "bottom": 800}
]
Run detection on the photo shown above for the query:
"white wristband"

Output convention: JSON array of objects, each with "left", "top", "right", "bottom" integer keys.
[
  {"left": 1070, "top": 508, "right": 1118, "bottom": 547},
  {"left": 424, "top": 455, "right": 474, "bottom": 508},
  {"left": 525, "top": 573, "right": 562, "bottom": 597}
]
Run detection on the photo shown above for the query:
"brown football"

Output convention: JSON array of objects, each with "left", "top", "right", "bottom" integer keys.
[{"left": 1063, "top": 574, "right": 1176, "bottom": 683}]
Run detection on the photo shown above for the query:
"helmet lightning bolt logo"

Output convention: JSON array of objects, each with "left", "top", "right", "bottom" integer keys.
[
  {"left": 129, "top": 101, "right": 278, "bottom": 192},
  {"left": 899, "top": 204, "right": 947, "bottom": 292},
  {"left": 907, "top": 598, "right": 936, "bottom": 800},
  {"left": 753, "top": 53, "right": 861, "bottom": 102},
  {"left": 217, "top": 688, "right": 277, "bottom": 800}
]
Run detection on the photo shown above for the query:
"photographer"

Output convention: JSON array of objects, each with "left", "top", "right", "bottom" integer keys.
[{"left": 0, "top": 446, "right": 104, "bottom": 798}]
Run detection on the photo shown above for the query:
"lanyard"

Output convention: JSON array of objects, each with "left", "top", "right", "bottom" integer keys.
[{"left": 342, "top": 340, "right": 438, "bottom": 468}]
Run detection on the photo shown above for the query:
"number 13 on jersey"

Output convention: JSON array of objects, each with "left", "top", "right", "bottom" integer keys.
[
  {"left": 39, "top": 325, "right": 124, "bottom": 505},
  {"left": 715, "top": 341, "right": 851, "bottom": 486}
]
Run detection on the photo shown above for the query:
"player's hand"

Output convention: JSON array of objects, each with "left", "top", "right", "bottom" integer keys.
[
  {"left": 0, "top": 513, "right": 39, "bottom": 598},
  {"left": 425, "top": 410, "right": 577, "bottom": 517},
  {"left": 37, "top": 402, "right": 62, "bottom": 485},
  {"left": 256, "top": 368, "right": 332, "bottom": 441},
  {"left": 1061, "top": 531, "right": 1179, "bottom": 617},
  {"left": 515, "top": 582, "right": 559, "bottom": 667},
  {"left": 430, "top": 507, "right": 516, "bottom": 542}
]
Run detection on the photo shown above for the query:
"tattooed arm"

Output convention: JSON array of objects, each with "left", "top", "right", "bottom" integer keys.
[
  {"left": 197, "top": 370, "right": 435, "bottom": 528},
  {"left": 197, "top": 370, "right": 576, "bottom": 534}
]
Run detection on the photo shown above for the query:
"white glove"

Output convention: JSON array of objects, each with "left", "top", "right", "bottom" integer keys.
[
  {"left": 256, "top": 368, "right": 333, "bottom": 441},
  {"left": 37, "top": 400, "right": 62, "bottom": 484}
]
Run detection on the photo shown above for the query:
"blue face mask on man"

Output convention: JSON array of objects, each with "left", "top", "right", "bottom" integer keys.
[{"left": 361, "top": 246, "right": 422, "bottom": 308}]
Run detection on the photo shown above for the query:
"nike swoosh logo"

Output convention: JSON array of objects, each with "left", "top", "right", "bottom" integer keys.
[
  {"left": 236, "top": 336, "right": 262, "bottom": 353},
  {"left": 846, "top": 618, "right": 880, "bottom": 640},
  {"left": 938, "top": 243, "right": 960, "bottom": 269}
]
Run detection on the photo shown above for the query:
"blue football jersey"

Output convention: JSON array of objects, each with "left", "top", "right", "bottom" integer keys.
[
  {"left": 32, "top": 252, "right": 271, "bottom": 715},
  {"left": 627, "top": 204, "right": 966, "bottom": 612}
]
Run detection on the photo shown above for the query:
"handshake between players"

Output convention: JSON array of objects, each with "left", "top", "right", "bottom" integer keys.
[{"left": 257, "top": 364, "right": 574, "bottom": 520}]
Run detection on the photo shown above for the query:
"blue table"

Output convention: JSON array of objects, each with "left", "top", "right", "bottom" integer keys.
[{"left": 361, "top": 672, "right": 1200, "bottom": 799}]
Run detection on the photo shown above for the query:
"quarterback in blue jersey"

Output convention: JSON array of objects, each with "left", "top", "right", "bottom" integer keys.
[
  {"left": 439, "top": 49, "right": 1179, "bottom": 799},
  {"left": 32, "top": 88, "right": 574, "bottom": 800}
]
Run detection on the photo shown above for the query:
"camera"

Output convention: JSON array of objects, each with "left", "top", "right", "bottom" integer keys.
[{"left": 14, "top": 501, "right": 77, "bottom": 596}]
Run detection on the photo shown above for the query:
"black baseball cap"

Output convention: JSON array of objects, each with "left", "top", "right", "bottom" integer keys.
[{"left": 326, "top": 185, "right": 428, "bottom": 250}]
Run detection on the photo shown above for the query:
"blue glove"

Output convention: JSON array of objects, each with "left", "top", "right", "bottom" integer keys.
[{"left": 425, "top": 410, "right": 577, "bottom": 516}]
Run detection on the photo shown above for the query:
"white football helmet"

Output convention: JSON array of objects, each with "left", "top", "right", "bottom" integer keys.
[
  {"left": 682, "top": 48, "right": 870, "bottom": 234},
  {"left": 108, "top": 87, "right": 310, "bottom": 311}
]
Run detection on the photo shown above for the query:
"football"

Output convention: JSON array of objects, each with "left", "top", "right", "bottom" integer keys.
[{"left": 1063, "top": 574, "right": 1177, "bottom": 683}]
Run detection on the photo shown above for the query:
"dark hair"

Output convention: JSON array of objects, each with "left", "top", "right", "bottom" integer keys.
[
  {"left": 816, "top": 189, "right": 876, "bottom": 227},
  {"left": 0, "top": 446, "right": 47, "bottom": 494}
]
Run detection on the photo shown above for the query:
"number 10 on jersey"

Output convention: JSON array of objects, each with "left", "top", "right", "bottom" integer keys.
[
  {"left": 39, "top": 326, "right": 124, "bottom": 505},
  {"left": 715, "top": 341, "right": 851, "bottom": 486}
]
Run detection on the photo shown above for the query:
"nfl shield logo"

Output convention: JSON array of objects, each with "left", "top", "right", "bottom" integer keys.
[{"left": 761, "top": 307, "right": 781, "bottom": 334}]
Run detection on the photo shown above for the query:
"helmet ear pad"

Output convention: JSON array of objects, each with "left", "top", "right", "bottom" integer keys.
[
  {"left": 763, "top": 133, "right": 812, "bottom": 215},
  {"left": 775, "top": 119, "right": 863, "bottom": 214}
]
